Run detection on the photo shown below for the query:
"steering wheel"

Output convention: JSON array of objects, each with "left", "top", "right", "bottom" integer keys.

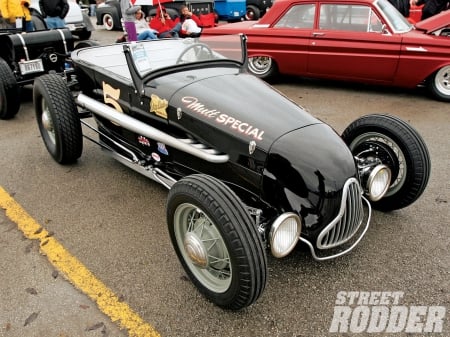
[{"left": 176, "top": 43, "right": 214, "bottom": 64}]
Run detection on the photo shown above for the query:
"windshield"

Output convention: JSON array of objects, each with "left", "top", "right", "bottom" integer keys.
[
  {"left": 375, "top": 0, "right": 413, "bottom": 32},
  {"left": 129, "top": 34, "right": 246, "bottom": 77}
]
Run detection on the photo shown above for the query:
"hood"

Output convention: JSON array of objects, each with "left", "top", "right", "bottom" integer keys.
[
  {"left": 262, "top": 124, "right": 358, "bottom": 236},
  {"left": 414, "top": 10, "right": 450, "bottom": 33},
  {"left": 168, "top": 72, "right": 320, "bottom": 152}
]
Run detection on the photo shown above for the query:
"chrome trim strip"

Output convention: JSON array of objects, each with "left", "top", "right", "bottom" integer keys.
[
  {"left": 405, "top": 46, "right": 427, "bottom": 52},
  {"left": 76, "top": 93, "right": 230, "bottom": 164},
  {"left": 16, "top": 34, "right": 29, "bottom": 60},
  {"left": 56, "top": 29, "right": 69, "bottom": 55}
]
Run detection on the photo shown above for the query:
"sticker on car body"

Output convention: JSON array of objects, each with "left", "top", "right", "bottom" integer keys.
[{"left": 181, "top": 96, "right": 264, "bottom": 141}]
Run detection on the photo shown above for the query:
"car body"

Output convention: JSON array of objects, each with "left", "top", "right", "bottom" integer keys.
[
  {"left": 32, "top": 35, "right": 430, "bottom": 309},
  {"left": 202, "top": 0, "right": 450, "bottom": 101},
  {"left": 0, "top": 27, "right": 98, "bottom": 119},
  {"left": 30, "top": 0, "right": 94, "bottom": 39}
]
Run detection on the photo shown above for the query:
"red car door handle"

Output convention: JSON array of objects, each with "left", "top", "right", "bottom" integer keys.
[{"left": 312, "top": 32, "right": 326, "bottom": 37}]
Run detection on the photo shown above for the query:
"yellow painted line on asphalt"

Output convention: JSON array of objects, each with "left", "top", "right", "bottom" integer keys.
[{"left": 0, "top": 186, "right": 161, "bottom": 337}]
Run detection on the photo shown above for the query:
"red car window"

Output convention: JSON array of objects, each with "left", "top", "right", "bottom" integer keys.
[
  {"left": 274, "top": 3, "right": 316, "bottom": 29},
  {"left": 319, "top": 4, "right": 382, "bottom": 32}
]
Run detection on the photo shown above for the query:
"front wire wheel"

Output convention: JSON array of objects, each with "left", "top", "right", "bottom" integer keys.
[
  {"left": 174, "top": 203, "right": 233, "bottom": 292},
  {"left": 167, "top": 174, "right": 267, "bottom": 310},
  {"left": 342, "top": 114, "right": 430, "bottom": 211},
  {"left": 247, "top": 56, "right": 277, "bottom": 79}
]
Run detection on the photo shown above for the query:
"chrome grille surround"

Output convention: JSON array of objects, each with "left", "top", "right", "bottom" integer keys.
[{"left": 317, "top": 178, "right": 365, "bottom": 249}]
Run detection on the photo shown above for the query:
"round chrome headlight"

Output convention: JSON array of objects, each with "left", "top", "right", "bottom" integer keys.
[
  {"left": 366, "top": 164, "right": 391, "bottom": 201},
  {"left": 269, "top": 213, "right": 302, "bottom": 258}
]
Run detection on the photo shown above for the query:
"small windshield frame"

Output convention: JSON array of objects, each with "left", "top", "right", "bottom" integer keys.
[{"left": 127, "top": 34, "right": 247, "bottom": 79}]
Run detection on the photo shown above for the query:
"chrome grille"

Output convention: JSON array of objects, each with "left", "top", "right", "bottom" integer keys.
[{"left": 317, "top": 178, "right": 364, "bottom": 249}]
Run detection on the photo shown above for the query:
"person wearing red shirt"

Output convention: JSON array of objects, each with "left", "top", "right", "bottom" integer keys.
[
  {"left": 175, "top": 5, "right": 202, "bottom": 37},
  {"left": 149, "top": 6, "right": 181, "bottom": 38}
]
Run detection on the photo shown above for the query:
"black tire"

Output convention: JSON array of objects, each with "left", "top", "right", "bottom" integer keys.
[
  {"left": 245, "top": 5, "right": 261, "bottom": 20},
  {"left": 0, "top": 57, "right": 20, "bottom": 120},
  {"left": 33, "top": 74, "right": 83, "bottom": 164},
  {"left": 74, "top": 40, "right": 100, "bottom": 50},
  {"left": 102, "top": 13, "right": 115, "bottom": 31},
  {"left": 427, "top": 65, "right": 450, "bottom": 102},
  {"left": 247, "top": 56, "right": 278, "bottom": 80},
  {"left": 74, "top": 29, "right": 92, "bottom": 40},
  {"left": 167, "top": 174, "right": 267, "bottom": 310},
  {"left": 342, "top": 114, "right": 430, "bottom": 211}
]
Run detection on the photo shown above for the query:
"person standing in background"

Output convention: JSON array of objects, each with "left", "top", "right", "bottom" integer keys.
[
  {"left": 0, "top": 0, "right": 34, "bottom": 31},
  {"left": 89, "top": 0, "right": 96, "bottom": 17},
  {"left": 39, "top": 0, "right": 69, "bottom": 28},
  {"left": 388, "top": 0, "right": 411, "bottom": 17}
]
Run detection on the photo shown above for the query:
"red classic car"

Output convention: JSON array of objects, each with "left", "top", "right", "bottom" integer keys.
[{"left": 202, "top": 0, "right": 450, "bottom": 101}]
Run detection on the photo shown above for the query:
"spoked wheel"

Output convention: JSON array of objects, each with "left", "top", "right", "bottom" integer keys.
[
  {"left": 427, "top": 65, "right": 450, "bottom": 102},
  {"left": 342, "top": 114, "right": 430, "bottom": 211},
  {"left": 0, "top": 57, "right": 20, "bottom": 120},
  {"left": 176, "top": 43, "right": 214, "bottom": 64},
  {"left": 167, "top": 174, "right": 267, "bottom": 310},
  {"left": 33, "top": 74, "right": 83, "bottom": 164},
  {"left": 247, "top": 56, "right": 277, "bottom": 79}
]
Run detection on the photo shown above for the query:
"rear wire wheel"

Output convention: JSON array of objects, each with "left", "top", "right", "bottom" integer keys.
[
  {"left": 33, "top": 74, "right": 83, "bottom": 164},
  {"left": 167, "top": 174, "right": 267, "bottom": 310}
]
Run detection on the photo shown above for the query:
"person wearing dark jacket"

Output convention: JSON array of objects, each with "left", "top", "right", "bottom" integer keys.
[
  {"left": 39, "top": 0, "right": 69, "bottom": 28},
  {"left": 388, "top": 0, "right": 411, "bottom": 17},
  {"left": 411, "top": 0, "right": 450, "bottom": 20}
]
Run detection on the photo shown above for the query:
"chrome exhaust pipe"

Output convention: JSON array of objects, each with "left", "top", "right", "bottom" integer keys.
[{"left": 75, "top": 93, "right": 229, "bottom": 164}]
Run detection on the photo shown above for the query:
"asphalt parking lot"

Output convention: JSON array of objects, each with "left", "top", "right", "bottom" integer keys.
[{"left": 0, "top": 23, "right": 449, "bottom": 337}]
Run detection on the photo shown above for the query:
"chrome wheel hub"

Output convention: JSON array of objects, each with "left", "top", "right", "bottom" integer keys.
[
  {"left": 184, "top": 232, "right": 208, "bottom": 268},
  {"left": 435, "top": 66, "right": 450, "bottom": 96},
  {"left": 42, "top": 110, "right": 53, "bottom": 132},
  {"left": 41, "top": 100, "right": 56, "bottom": 145},
  {"left": 174, "top": 203, "right": 232, "bottom": 292}
]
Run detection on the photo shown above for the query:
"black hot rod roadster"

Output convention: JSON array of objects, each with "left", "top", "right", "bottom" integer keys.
[{"left": 33, "top": 35, "right": 430, "bottom": 310}]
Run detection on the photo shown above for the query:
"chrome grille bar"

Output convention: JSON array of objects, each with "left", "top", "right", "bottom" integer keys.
[{"left": 317, "top": 178, "right": 364, "bottom": 249}]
